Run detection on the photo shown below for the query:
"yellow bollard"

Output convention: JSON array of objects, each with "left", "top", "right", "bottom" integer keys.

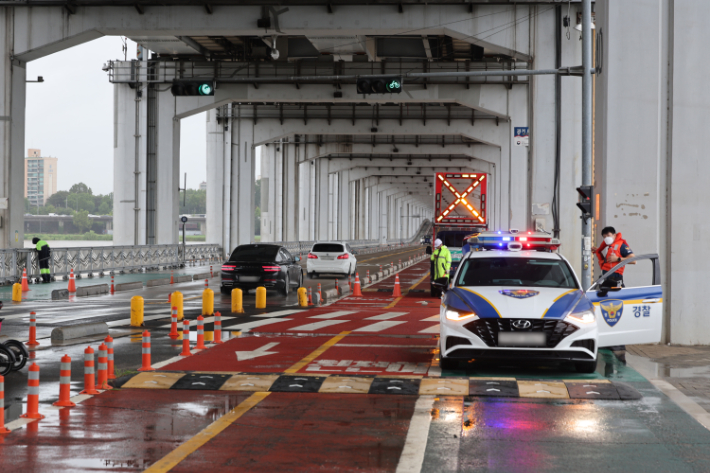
[
  {"left": 204, "top": 331, "right": 214, "bottom": 342},
  {"left": 255, "top": 286, "right": 266, "bottom": 309},
  {"left": 202, "top": 288, "right": 214, "bottom": 316},
  {"left": 130, "top": 296, "right": 144, "bottom": 327},
  {"left": 232, "top": 288, "right": 244, "bottom": 313},
  {"left": 172, "top": 291, "right": 184, "bottom": 321},
  {"left": 11, "top": 283, "right": 21, "bottom": 302},
  {"left": 297, "top": 287, "right": 308, "bottom": 307}
]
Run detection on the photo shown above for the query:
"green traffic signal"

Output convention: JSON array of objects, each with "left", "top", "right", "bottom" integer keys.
[
  {"left": 198, "top": 83, "right": 213, "bottom": 96},
  {"left": 386, "top": 80, "right": 401, "bottom": 93}
]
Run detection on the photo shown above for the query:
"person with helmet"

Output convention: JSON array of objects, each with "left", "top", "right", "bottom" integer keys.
[
  {"left": 32, "top": 237, "right": 51, "bottom": 283},
  {"left": 592, "top": 226, "right": 635, "bottom": 287},
  {"left": 431, "top": 238, "right": 452, "bottom": 292}
]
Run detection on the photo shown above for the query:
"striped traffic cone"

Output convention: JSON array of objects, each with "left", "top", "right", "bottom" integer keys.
[
  {"left": 392, "top": 274, "right": 402, "bottom": 297},
  {"left": 180, "top": 320, "right": 191, "bottom": 357},
  {"left": 80, "top": 346, "right": 100, "bottom": 395},
  {"left": 138, "top": 331, "right": 154, "bottom": 371},
  {"left": 195, "top": 316, "right": 206, "bottom": 350},
  {"left": 20, "top": 363, "right": 44, "bottom": 419},
  {"left": 96, "top": 343, "right": 112, "bottom": 390},
  {"left": 68, "top": 269, "right": 76, "bottom": 293},
  {"left": 169, "top": 307, "right": 180, "bottom": 339},
  {"left": 27, "top": 312, "right": 39, "bottom": 347},
  {"left": 53, "top": 354, "right": 76, "bottom": 407},
  {"left": 21, "top": 268, "right": 30, "bottom": 292},
  {"left": 214, "top": 312, "right": 223, "bottom": 344},
  {"left": 352, "top": 273, "right": 363, "bottom": 297},
  {"left": 307, "top": 287, "right": 313, "bottom": 305},
  {"left": 105, "top": 335, "right": 116, "bottom": 380},
  {"left": 0, "top": 375, "right": 10, "bottom": 433}
]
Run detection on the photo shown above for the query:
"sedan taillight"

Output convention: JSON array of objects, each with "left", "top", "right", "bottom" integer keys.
[
  {"left": 308, "top": 253, "right": 318, "bottom": 259},
  {"left": 337, "top": 253, "right": 349, "bottom": 259},
  {"left": 262, "top": 266, "right": 280, "bottom": 272},
  {"left": 222, "top": 264, "right": 236, "bottom": 271}
]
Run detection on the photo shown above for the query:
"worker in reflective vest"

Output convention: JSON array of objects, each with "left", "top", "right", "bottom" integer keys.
[
  {"left": 32, "top": 237, "right": 52, "bottom": 283},
  {"left": 592, "top": 226, "right": 635, "bottom": 288},
  {"left": 431, "top": 239, "right": 452, "bottom": 288}
]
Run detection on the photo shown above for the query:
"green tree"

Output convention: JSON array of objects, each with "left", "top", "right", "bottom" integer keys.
[
  {"left": 98, "top": 202, "right": 110, "bottom": 215},
  {"left": 69, "top": 183, "right": 91, "bottom": 195},
  {"left": 67, "top": 193, "right": 95, "bottom": 213},
  {"left": 72, "top": 210, "right": 92, "bottom": 233},
  {"left": 179, "top": 189, "right": 207, "bottom": 214},
  {"left": 46, "top": 191, "right": 70, "bottom": 208}
]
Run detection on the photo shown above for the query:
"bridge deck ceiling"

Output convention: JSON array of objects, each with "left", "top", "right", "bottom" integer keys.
[{"left": 272, "top": 135, "right": 482, "bottom": 146}]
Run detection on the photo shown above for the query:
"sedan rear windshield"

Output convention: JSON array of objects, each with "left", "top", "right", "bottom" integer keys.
[
  {"left": 456, "top": 257, "right": 578, "bottom": 289},
  {"left": 229, "top": 245, "right": 280, "bottom": 262},
  {"left": 312, "top": 243, "right": 344, "bottom": 253}
]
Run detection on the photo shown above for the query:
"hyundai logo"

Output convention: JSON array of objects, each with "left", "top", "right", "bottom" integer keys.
[{"left": 511, "top": 320, "right": 532, "bottom": 330}]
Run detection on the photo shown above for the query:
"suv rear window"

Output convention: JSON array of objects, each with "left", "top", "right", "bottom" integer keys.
[
  {"left": 229, "top": 245, "right": 280, "bottom": 262},
  {"left": 312, "top": 243, "right": 344, "bottom": 253},
  {"left": 456, "top": 257, "right": 578, "bottom": 289}
]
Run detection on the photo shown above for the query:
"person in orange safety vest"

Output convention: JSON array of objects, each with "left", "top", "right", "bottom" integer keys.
[{"left": 592, "top": 226, "right": 635, "bottom": 288}]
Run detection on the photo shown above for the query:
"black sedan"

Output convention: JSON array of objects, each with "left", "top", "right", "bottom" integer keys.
[{"left": 220, "top": 244, "right": 303, "bottom": 296}]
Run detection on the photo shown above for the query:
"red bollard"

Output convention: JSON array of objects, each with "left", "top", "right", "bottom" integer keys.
[
  {"left": 210, "top": 265, "right": 213, "bottom": 278},
  {"left": 214, "top": 312, "right": 223, "bottom": 344},
  {"left": 27, "top": 312, "right": 39, "bottom": 347},
  {"left": 335, "top": 279, "right": 339, "bottom": 295},
  {"left": 0, "top": 375, "right": 10, "bottom": 433},
  {"left": 21, "top": 363, "right": 44, "bottom": 420},
  {"left": 53, "top": 355, "right": 76, "bottom": 407},
  {"left": 170, "top": 270, "right": 174, "bottom": 285},
  {"left": 195, "top": 316, "right": 206, "bottom": 350},
  {"left": 96, "top": 343, "right": 112, "bottom": 390},
  {"left": 307, "top": 287, "right": 313, "bottom": 305},
  {"left": 317, "top": 283, "right": 322, "bottom": 303},
  {"left": 138, "top": 331, "right": 154, "bottom": 371},
  {"left": 110, "top": 275, "right": 115, "bottom": 295},
  {"left": 169, "top": 307, "right": 179, "bottom": 339},
  {"left": 367, "top": 270, "right": 370, "bottom": 283},
  {"left": 105, "top": 335, "right": 116, "bottom": 380},
  {"left": 205, "top": 278, "right": 208, "bottom": 288},
  {"left": 80, "top": 346, "right": 100, "bottom": 395},
  {"left": 180, "top": 320, "right": 191, "bottom": 357}
]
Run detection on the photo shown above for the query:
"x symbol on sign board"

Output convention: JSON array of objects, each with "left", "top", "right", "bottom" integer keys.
[{"left": 436, "top": 174, "right": 486, "bottom": 223}]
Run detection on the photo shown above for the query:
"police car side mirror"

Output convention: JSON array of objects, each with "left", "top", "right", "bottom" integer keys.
[{"left": 425, "top": 246, "right": 432, "bottom": 255}]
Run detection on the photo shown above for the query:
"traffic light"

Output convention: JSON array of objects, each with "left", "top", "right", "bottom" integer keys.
[
  {"left": 171, "top": 80, "right": 215, "bottom": 96},
  {"left": 356, "top": 76, "right": 403, "bottom": 95},
  {"left": 576, "top": 185, "right": 593, "bottom": 221}
]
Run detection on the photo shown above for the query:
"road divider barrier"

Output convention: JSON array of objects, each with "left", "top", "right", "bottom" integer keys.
[
  {"left": 21, "top": 268, "right": 30, "bottom": 292},
  {"left": 51, "top": 288, "right": 69, "bottom": 300},
  {"left": 214, "top": 312, "right": 223, "bottom": 344},
  {"left": 115, "top": 281, "right": 143, "bottom": 292},
  {"left": 353, "top": 273, "right": 363, "bottom": 297},
  {"left": 105, "top": 335, "right": 116, "bottom": 380},
  {"left": 28, "top": 312, "right": 39, "bottom": 347},
  {"left": 231, "top": 288, "right": 244, "bottom": 313},
  {"left": 53, "top": 355, "right": 76, "bottom": 407},
  {"left": 20, "top": 363, "right": 44, "bottom": 420},
  {"left": 76, "top": 284, "right": 110, "bottom": 297},
  {"left": 80, "top": 346, "right": 100, "bottom": 395},
  {"left": 0, "top": 375, "right": 10, "bottom": 433},
  {"left": 298, "top": 287, "right": 308, "bottom": 307},
  {"left": 202, "top": 287, "right": 214, "bottom": 315},
  {"left": 138, "top": 331, "right": 155, "bottom": 371},
  {"left": 180, "top": 320, "right": 191, "bottom": 356},
  {"left": 96, "top": 343, "right": 112, "bottom": 390},
  {"left": 146, "top": 278, "right": 171, "bottom": 288},
  {"left": 172, "top": 291, "right": 184, "bottom": 320},
  {"left": 169, "top": 307, "right": 180, "bottom": 339},
  {"left": 130, "top": 296, "right": 144, "bottom": 327},
  {"left": 196, "top": 316, "right": 206, "bottom": 350},
  {"left": 50, "top": 322, "right": 108, "bottom": 343},
  {"left": 68, "top": 268, "right": 76, "bottom": 293},
  {"left": 313, "top": 292, "right": 321, "bottom": 306},
  {"left": 12, "top": 283, "right": 21, "bottom": 302},
  {"left": 256, "top": 286, "right": 266, "bottom": 309}
]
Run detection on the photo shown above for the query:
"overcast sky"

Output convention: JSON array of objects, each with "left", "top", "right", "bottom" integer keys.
[{"left": 25, "top": 36, "right": 260, "bottom": 196}]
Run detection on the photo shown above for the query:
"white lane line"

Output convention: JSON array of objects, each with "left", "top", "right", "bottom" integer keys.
[
  {"left": 253, "top": 309, "right": 304, "bottom": 318},
  {"left": 418, "top": 324, "right": 440, "bottom": 334},
  {"left": 353, "top": 321, "right": 406, "bottom": 332},
  {"left": 106, "top": 314, "right": 173, "bottom": 327},
  {"left": 308, "top": 311, "right": 356, "bottom": 319},
  {"left": 365, "top": 312, "right": 408, "bottom": 321},
  {"left": 420, "top": 315, "right": 439, "bottom": 322},
  {"left": 395, "top": 396, "right": 436, "bottom": 473},
  {"left": 336, "top": 344, "right": 434, "bottom": 348},
  {"left": 159, "top": 315, "right": 235, "bottom": 328},
  {"left": 230, "top": 318, "right": 292, "bottom": 332},
  {"left": 288, "top": 319, "right": 350, "bottom": 331}
]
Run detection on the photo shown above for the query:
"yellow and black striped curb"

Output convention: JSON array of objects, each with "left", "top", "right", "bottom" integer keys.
[{"left": 111, "top": 371, "right": 642, "bottom": 400}]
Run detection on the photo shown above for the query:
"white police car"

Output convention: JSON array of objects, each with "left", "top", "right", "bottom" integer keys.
[{"left": 439, "top": 230, "right": 663, "bottom": 372}]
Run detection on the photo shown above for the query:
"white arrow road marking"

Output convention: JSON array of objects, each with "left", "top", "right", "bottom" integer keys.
[
  {"left": 536, "top": 390, "right": 551, "bottom": 394},
  {"left": 240, "top": 383, "right": 255, "bottom": 387},
  {"left": 289, "top": 384, "right": 304, "bottom": 388},
  {"left": 192, "top": 382, "right": 206, "bottom": 386},
  {"left": 338, "top": 386, "right": 353, "bottom": 389},
  {"left": 586, "top": 391, "right": 601, "bottom": 395},
  {"left": 387, "top": 386, "right": 402, "bottom": 390},
  {"left": 145, "top": 381, "right": 158, "bottom": 384},
  {"left": 486, "top": 388, "right": 501, "bottom": 392},
  {"left": 436, "top": 387, "right": 451, "bottom": 391},
  {"left": 235, "top": 342, "right": 279, "bottom": 361}
]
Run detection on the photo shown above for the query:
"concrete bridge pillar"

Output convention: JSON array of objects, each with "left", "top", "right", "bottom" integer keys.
[
  {"left": 281, "top": 141, "right": 298, "bottom": 241},
  {"left": 338, "top": 170, "right": 351, "bottom": 240},
  {"left": 229, "top": 110, "right": 256, "bottom": 248},
  {"left": 206, "top": 107, "right": 225, "bottom": 245},
  {"left": 260, "top": 144, "right": 275, "bottom": 242},
  {"left": 298, "top": 159, "right": 315, "bottom": 241}
]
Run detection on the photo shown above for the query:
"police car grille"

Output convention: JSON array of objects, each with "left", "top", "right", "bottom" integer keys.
[{"left": 463, "top": 319, "right": 579, "bottom": 348}]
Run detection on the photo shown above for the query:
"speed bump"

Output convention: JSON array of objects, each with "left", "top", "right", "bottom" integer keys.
[
  {"left": 220, "top": 374, "right": 279, "bottom": 392},
  {"left": 269, "top": 374, "right": 326, "bottom": 393},
  {"left": 319, "top": 376, "right": 373, "bottom": 394},
  {"left": 517, "top": 380, "right": 569, "bottom": 399},
  {"left": 171, "top": 373, "right": 230, "bottom": 390},
  {"left": 121, "top": 372, "right": 184, "bottom": 390},
  {"left": 419, "top": 378, "right": 469, "bottom": 396},
  {"left": 565, "top": 381, "right": 619, "bottom": 400},
  {"left": 369, "top": 378, "right": 421, "bottom": 395},
  {"left": 469, "top": 378, "right": 519, "bottom": 397}
]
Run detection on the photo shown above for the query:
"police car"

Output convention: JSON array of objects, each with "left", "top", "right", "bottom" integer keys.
[{"left": 439, "top": 230, "right": 663, "bottom": 372}]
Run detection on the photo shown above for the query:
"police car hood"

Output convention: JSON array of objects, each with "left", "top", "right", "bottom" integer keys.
[{"left": 445, "top": 286, "right": 585, "bottom": 320}]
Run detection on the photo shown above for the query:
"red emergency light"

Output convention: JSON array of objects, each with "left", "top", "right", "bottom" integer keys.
[{"left": 434, "top": 173, "right": 487, "bottom": 225}]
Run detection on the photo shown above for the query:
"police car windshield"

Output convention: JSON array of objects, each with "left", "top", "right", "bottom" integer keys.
[{"left": 456, "top": 257, "right": 578, "bottom": 289}]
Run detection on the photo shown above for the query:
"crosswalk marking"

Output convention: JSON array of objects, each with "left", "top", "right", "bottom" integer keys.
[
  {"left": 353, "top": 321, "right": 406, "bottom": 332},
  {"left": 419, "top": 324, "right": 440, "bottom": 333},
  {"left": 289, "top": 319, "right": 350, "bottom": 331},
  {"left": 364, "top": 312, "right": 408, "bottom": 321},
  {"left": 253, "top": 309, "right": 303, "bottom": 318},
  {"left": 420, "top": 315, "right": 439, "bottom": 322},
  {"left": 229, "top": 318, "right": 292, "bottom": 332},
  {"left": 308, "top": 311, "right": 356, "bottom": 320}
]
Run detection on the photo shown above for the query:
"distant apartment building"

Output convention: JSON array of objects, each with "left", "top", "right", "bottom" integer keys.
[
  {"left": 199, "top": 181, "right": 207, "bottom": 191},
  {"left": 24, "top": 149, "right": 58, "bottom": 206}
]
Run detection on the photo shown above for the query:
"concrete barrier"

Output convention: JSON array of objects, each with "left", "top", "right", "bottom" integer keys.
[
  {"left": 51, "top": 289, "right": 69, "bottom": 300},
  {"left": 322, "top": 288, "right": 339, "bottom": 301},
  {"left": 76, "top": 284, "right": 109, "bottom": 297},
  {"left": 147, "top": 278, "right": 171, "bottom": 287},
  {"left": 114, "top": 281, "right": 143, "bottom": 292},
  {"left": 175, "top": 275, "right": 193, "bottom": 283},
  {"left": 192, "top": 272, "right": 211, "bottom": 281},
  {"left": 51, "top": 322, "right": 109, "bottom": 342},
  {"left": 377, "top": 271, "right": 384, "bottom": 279},
  {"left": 340, "top": 285, "right": 351, "bottom": 296}
]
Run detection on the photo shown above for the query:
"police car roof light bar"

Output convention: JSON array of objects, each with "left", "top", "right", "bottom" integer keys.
[{"left": 468, "top": 230, "right": 561, "bottom": 251}]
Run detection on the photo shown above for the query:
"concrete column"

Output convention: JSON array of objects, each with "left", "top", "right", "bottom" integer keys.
[
  {"left": 357, "top": 180, "right": 366, "bottom": 240},
  {"left": 298, "top": 159, "right": 315, "bottom": 241},
  {"left": 507, "top": 84, "right": 529, "bottom": 231},
  {"left": 205, "top": 107, "right": 224, "bottom": 245},
  {"left": 154, "top": 89, "right": 180, "bottom": 245},
  {"left": 0, "top": 24, "right": 27, "bottom": 249},
  {"left": 327, "top": 172, "right": 336, "bottom": 240},
  {"left": 282, "top": 142, "right": 298, "bottom": 241},
  {"left": 315, "top": 159, "right": 329, "bottom": 240},
  {"left": 274, "top": 143, "right": 284, "bottom": 241},
  {"left": 260, "top": 144, "right": 275, "bottom": 242},
  {"left": 229, "top": 109, "right": 255, "bottom": 248},
  {"left": 338, "top": 170, "right": 350, "bottom": 239}
]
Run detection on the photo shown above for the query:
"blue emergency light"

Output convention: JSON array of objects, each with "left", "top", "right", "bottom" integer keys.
[{"left": 467, "top": 230, "right": 560, "bottom": 251}]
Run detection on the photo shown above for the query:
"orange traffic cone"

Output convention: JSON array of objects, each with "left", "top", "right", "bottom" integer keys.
[
  {"left": 21, "top": 269, "right": 30, "bottom": 292},
  {"left": 392, "top": 274, "right": 402, "bottom": 297},
  {"left": 67, "top": 269, "right": 76, "bottom": 293},
  {"left": 352, "top": 273, "right": 363, "bottom": 297}
]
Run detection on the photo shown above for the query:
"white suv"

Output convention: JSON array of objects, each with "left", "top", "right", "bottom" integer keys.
[{"left": 307, "top": 242, "right": 357, "bottom": 278}]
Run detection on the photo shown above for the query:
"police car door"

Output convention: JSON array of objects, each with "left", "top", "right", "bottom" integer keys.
[{"left": 586, "top": 254, "right": 663, "bottom": 347}]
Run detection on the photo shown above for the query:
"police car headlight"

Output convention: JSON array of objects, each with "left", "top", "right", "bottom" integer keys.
[
  {"left": 566, "top": 310, "right": 596, "bottom": 324},
  {"left": 445, "top": 306, "right": 478, "bottom": 321}
]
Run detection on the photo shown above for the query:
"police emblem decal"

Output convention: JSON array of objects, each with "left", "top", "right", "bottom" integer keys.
[
  {"left": 600, "top": 299, "right": 624, "bottom": 327},
  {"left": 499, "top": 289, "right": 540, "bottom": 299}
]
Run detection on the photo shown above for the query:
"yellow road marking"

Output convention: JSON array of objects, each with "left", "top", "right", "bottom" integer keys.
[
  {"left": 408, "top": 272, "right": 430, "bottom": 291},
  {"left": 285, "top": 332, "right": 350, "bottom": 374},
  {"left": 385, "top": 297, "right": 404, "bottom": 309},
  {"left": 144, "top": 392, "right": 270, "bottom": 473}
]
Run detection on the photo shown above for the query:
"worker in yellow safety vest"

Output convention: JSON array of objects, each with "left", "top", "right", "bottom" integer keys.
[{"left": 430, "top": 238, "right": 452, "bottom": 288}]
